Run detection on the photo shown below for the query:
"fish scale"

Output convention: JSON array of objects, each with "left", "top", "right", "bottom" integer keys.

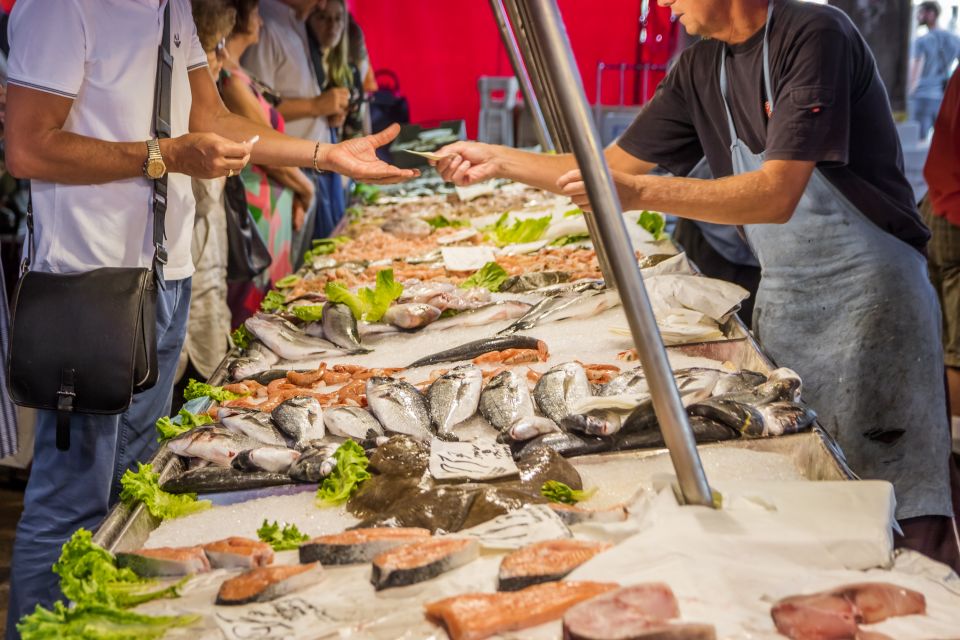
[{"left": 427, "top": 365, "right": 483, "bottom": 435}]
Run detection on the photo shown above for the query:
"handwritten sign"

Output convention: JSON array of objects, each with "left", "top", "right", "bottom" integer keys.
[
  {"left": 429, "top": 438, "right": 519, "bottom": 481},
  {"left": 215, "top": 596, "right": 369, "bottom": 640},
  {"left": 458, "top": 505, "right": 572, "bottom": 549}
]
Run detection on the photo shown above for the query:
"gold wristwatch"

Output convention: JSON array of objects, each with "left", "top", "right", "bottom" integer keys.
[{"left": 143, "top": 138, "right": 166, "bottom": 179}]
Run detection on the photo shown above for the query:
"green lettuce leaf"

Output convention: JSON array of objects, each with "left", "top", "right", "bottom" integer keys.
[
  {"left": 183, "top": 379, "right": 246, "bottom": 403},
  {"left": 231, "top": 325, "right": 253, "bottom": 350},
  {"left": 275, "top": 274, "right": 301, "bottom": 289},
  {"left": 257, "top": 519, "right": 310, "bottom": 551},
  {"left": 352, "top": 182, "right": 381, "bottom": 205},
  {"left": 637, "top": 210, "right": 666, "bottom": 241},
  {"left": 18, "top": 601, "right": 198, "bottom": 640},
  {"left": 316, "top": 440, "right": 371, "bottom": 507},
  {"left": 120, "top": 463, "right": 212, "bottom": 520},
  {"left": 259, "top": 290, "right": 288, "bottom": 313},
  {"left": 487, "top": 214, "right": 551, "bottom": 247},
  {"left": 424, "top": 214, "right": 469, "bottom": 229},
  {"left": 155, "top": 409, "right": 213, "bottom": 443},
  {"left": 291, "top": 305, "right": 325, "bottom": 323},
  {"left": 540, "top": 480, "right": 597, "bottom": 505},
  {"left": 563, "top": 208, "right": 584, "bottom": 217},
  {"left": 325, "top": 269, "right": 403, "bottom": 323},
  {"left": 550, "top": 233, "right": 592, "bottom": 247},
  {"left": 460, "top": 262, "right": 509, "bottom": 292},
  {"left": 303, "top": 236, "right": 350, "bottom": 263}
]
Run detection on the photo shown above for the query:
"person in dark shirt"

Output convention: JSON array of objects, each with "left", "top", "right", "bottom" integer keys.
[{"left": 435, "top": 0, "right": 957, "bottom": 570}]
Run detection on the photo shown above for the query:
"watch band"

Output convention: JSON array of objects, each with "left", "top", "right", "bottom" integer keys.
[{"left": 143, "top": 139, "right": 163, "bottom": 178}]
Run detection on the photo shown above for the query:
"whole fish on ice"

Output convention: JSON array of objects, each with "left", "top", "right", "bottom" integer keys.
[
  {"left": 427, "top": 365, "right": 484, "bottom": 436},
  {"left": 229, "top": 343, "right": 279, "bottom": 381},
  {"left": 407, "top": 335, "right": 545, "bottom": 369},
  {"left": 324, "top": 406, "right": 385, "bottom": 440},
  {"left": 533, "top": 362, "right": 591, "bottom": 425},
  {"left": 321, "top": 301, "right": 370, "bottom": 353},
  {"left": 288, "top": 442, "right": 340, "bottom": 482},
  {"left": 219, "top": 408, "right": 289, "bottom": 447},
  {"left": 479, "top": 370, "right": 536, "bottom": 432},
  {"left": 271, "top": 396, "right": 325, "bottom": 449},
  {"left": 383, "top": 302, "right": 443, "bottom": 329},
  {"left": 168, "top": 426, "right": 261, "bottom": 467},
  {"left": 366, "top": 377, "right": 434, "bottom": 440},
  {"left": 420, "top": 300, "right": 532, "bottom": 333},
  {"left": 245, "top": 313, "right": 358, "bottom": 360},
  {"left": 232, "top": 446, "right": 301, "bottom": 474}
]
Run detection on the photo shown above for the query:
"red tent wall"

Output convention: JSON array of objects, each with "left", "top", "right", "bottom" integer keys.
[{"left": 349, "top": 0, "right": 676, "bottom": 137}]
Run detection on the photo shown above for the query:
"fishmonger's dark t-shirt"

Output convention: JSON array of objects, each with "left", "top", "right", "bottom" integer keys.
[{"left": 618, "top": 0, "right": 930, "bottom": 250}]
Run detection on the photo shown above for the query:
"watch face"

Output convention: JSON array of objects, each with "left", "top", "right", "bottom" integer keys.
[{"left": 147, "top": 159, "right": 166, "bottom": 179}]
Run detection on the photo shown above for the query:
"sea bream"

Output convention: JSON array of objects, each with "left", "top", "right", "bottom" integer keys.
[
  {"left": 229, "top": 343, "right": 280, "bottom": 381},
  {"left": 533, "top": 362, "right": 592, "bottom": 425},
  {"left": 244, "top": 313, "right": 355, "bottom": 360},
  {"left": 321, "top": 301, "right": 370, "bottom": 352},
  {"left": 288, "top": 442, "right": 340, "bottom": 482},
  {"left": 366, "top": 377, "right": 434, "bottom": 440},
  {"left": 427, "top": 365, "right": 484, "bottom": 435},
  {"left": 324, "top": 406, "right": 385, "bottom": 441},
  {"left": 231, "top": 446, "right": 301, "bottom": 474},
  {"left": 479, "top": 370, "right": 536, "bottom": 432},
  {"left": 219, "top": 408, "right": 289, "bottom": 448},
  {"left": 271, "top": 396, "right": 325, "bottom": 449},
  {"left": 167, "top": 426, "right": 260, "bottom": 467}
]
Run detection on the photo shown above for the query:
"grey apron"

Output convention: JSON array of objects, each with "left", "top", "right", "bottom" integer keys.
[{"left": 720, "top": 3, "right": 952, "bottom": 520}]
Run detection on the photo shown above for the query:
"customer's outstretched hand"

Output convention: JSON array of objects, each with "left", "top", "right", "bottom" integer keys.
[{"left": 320, "top": 123, "right": 419, "bottom": 184}]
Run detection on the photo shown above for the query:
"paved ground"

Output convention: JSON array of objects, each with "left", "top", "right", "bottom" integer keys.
[{"left": 0, "top": 472, "right": 26, "bottom": 639}]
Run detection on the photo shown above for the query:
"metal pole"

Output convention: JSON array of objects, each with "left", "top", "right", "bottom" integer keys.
[
  {"left": 489, "top": 0, "right": 555, "bottom": 152},
  {"left": 523, "top": 0, "right": 714, "bottom": 507}
]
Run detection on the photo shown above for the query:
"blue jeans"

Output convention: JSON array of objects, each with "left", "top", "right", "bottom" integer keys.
[
  {"left": 311, "top": 169, "right": 346, "bottom": 240},
  {"left": 910, "top": 96, "right": 943, "bottom": 141},
  {"left": 5, "top": 278, "right": 192, "bottom": 638}
]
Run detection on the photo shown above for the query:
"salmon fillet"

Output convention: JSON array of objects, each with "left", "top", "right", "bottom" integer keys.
[
  {"left": 216, "top": 562, "right": 323, "bottom": 605},
  {"left": 498, "top": 539, "right": 612, "bottom": 591},
  {"left": 202, "top": 537, "right": 274, "bottom": 569},
  {"left": 425, "top": 581, "right": 619, "bottom": 640},
  {"left": 116, "top": 545, "right": 211, "bottom": 577},
  {"left": 300, "top": 527, "right": 432, "bottom": 565},
  {"left": 372, "top": 537, "right": 478, "bottom": 590}
]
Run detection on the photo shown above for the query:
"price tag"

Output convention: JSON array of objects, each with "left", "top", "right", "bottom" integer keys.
[
  {"left": 441, "top": 246, "right": 496, "bottom": 272},
  {"left": 429, "top": 438, "right": 519, "bottom": 481},
  {"left": 458, "top": 504, "right": 572, "bottom": 549}
]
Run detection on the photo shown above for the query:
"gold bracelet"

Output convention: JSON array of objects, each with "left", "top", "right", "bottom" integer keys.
[{"left": 313, "top": 140, "right": 321, "bottom": 172}]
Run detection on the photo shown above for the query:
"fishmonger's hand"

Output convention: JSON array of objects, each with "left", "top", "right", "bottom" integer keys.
[{"left": 433, "top": 141, "right": 502, "bottom": 186}]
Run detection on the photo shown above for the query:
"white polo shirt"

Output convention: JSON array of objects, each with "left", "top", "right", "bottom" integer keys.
[
  {"left": 241, "top": 0, "right": 330, "bottom": 144},
  {"left": 7, "top": 0, "right": 207, "bottom": 280}
]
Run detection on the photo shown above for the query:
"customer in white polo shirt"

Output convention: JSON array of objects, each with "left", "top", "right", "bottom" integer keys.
[
  {"left": 243, "top": 0, "right": 351, "bottom": 240},
  {"left": 3, "top": 0, "right": 414, "bottom": 632}
]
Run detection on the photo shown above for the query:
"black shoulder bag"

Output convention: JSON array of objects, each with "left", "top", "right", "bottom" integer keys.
[{"left": 6, "top": 5, "right": 173, "bottom": 451}]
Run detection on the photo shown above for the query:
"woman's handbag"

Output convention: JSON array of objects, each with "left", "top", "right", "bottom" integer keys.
[
  {"left": 223, "top": 173, "right": 271, "bottom": 283},
  {"left": 5, "top": 5, "right": 173, "bottom": 451}
]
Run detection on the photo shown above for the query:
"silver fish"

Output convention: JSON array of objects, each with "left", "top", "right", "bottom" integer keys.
[
  {"left": 271, "top": 396, "right": 325, "bottom": 449},
  {"left": 357, "top": 322, "right": 402, "bottom": 338},
  {"left": 407, "top": 335, "right": 543, "bottom": 369},
  {"left": 504, "top": 416, "right": 561, "bottom": 442},
  {"left": 232, "top": 446, "right": 302, "bottom": 474},
  {"left": 167, "top": 426, "right": 260, "bottom": 467},
  {"left": 756, "top": 401, "right": 816, "bottom": 437},
  {"left": 498, "top": 271, "right": 570, "bottom": 293},
  {"left": 427, "top": 364, "right": 483, "bottom": 435},
  {"left": 219, "top": 409, "right": 289, "bottom": 447},
  {"left": 322, "top": 302, "right": 370, "bottom": 353},
  {"left": 229, "top": 343, "right": 280, "bottom": 381},
  {"left": 533, "top": 362, "right": 592, "bottom": 425},
  {"left": 562, "top": 409, "right": 624, "bottom": 437},
  {"left": 421, "top": 301, "right": 532, "bottom": 333},
  {"left": 245, "top": 313, "right": 348, "bottom": 360},
  {"left": 425, "top": 287, "right": 491, "bottom": 311},
  {"left": 399, "top": 281, "right": 456, "bottom": 304},
  {"left": 601, "top": 367, "right": 648, "bottom": 397},
  {"left": 500, "top": 290, "right": 620, "bottom": 334},
  {"left": 479, "top": 370, "right": 535, "bottom": 432},
  {"left": 324, "top": 406, "right": 385, "bottom": 440},
  {"left": 383, "top": 303, "right": 442, "bottom": 329},
  {"left": 288, "top": 442, "right": 340, "bottom": 482},
  {"left": 365, "top": 377, "right": 433, "bottom": 441}
]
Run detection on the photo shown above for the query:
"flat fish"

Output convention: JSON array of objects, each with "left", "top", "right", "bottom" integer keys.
[
  {"left": 534, "top": 362, "right": 591, "bottom": 425},
  {"left": 167, "top": 426, "right": 260, "bottom": 467},
  {"left": 384, "top": 302, "right": 443, "bottom": 329},
  {"left": 220, "top": 409, "right": 289, "bottom": 448},
  {"left": 232, "top": 446, "right": 301, "bottom": 474},
  {"left": 428, "top": 364, "right": 483, "bottom": 435},
  {"left": 116, "top": 546, "right": 211, "bottom": 578},
  {"left": 216, "top": 563, "right": 324, "bottom": 606},
  {"left": 498, "top": 271, "right": 570, "bottom": 293},
  {"left": 497, "top": 540, "right": 612, "bottom": 592},
  {"left": 371, "top": 537, "right": 479, "bottom": 591},
  {"left": 479, "top": 370, "right": 535, "bottom": 432},
  {"left": 421, "top": 300, "right": 533, "bottom": 333},
  {"left": 299, "top": 527, "right": 431, "bottom": 565},
  {"left": 366, "top": 377, "right": 433, "bottom": 440},
  {"left": 288, "top": 442, "right": 340, "bottom": 482},
  {"left": 324, "top": 406, "right": 385, "bottom": 440},
  {"left": 425, "top": 581, "right": 619, "bottom": 640},
  {"left": 162, "top": 466, "right": 292, "bottom": 494},
  {"left": 229, "top": 343, "right": 280, "bottom": 381},
  {"left": 202, "top": 537, "right": 274, "bottom": 570},
  {"left": 408, "top": 335, "right": 544, "bottom": 369},
  {"left": 245, "top": 313, "right": 351, "bottom": 360},
  {"left": 322, "top": 301, "right": 370, "bottom": 353},
  {"left": 271, "top": 396, "right": 325, "bottom": 449}
]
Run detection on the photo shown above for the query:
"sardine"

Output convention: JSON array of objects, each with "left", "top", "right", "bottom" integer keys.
[
  {"left": 324, "top": 406, "right": 385, "bottom": 440},
  {"left": 322, "top": 301, "right": 370, "bottom": 352},
  {"left": 420, "top": 301, "right": 532, "bottom": 333},
  {"left": 383, "top": 303, "right": 442, "bottom": 329},
  {"left": 219, "top": 408, "right": 290, "bottom": 448},
  {"left": 427, "top": 364, "right": 483, "bottom": 435},
  {"left": 498, "top": 271, "right": 570, "bottom": 293},
  {"left": 366, "top": 377, "right": 434, "bottom": 440},
  {"left": 288, "top": 442, "right": 340, "bottom": 482},
  {"left": 407, "top": 335, "right": 545, "bottom": 369},
  {"left": 167, "top": 426, "right": 260, "bottom": 467},
  {"left": 232, "top": 446, "right": 301, "bottom": 474},
  {"left": 479, "top": 370, "right": 535, "bottom": 432},
  {"left": 245, "top": 313, "right": 351, "bottom": 360},
  {"left": 229, "top": 343, "right": 280, "bottom": 381},
  {"left": 533, "top": 362, "right": 592, "bottom": 425},
  {"left": 271, "top": 396, "right": 325, "bottom": 449}
]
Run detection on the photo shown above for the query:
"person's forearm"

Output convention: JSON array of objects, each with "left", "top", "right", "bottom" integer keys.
[
  {"left": 263, "top": 164, "right": 312, "bottom": 196},
  {"left": 276, "top": 98, "right": 320, "bottom": 122},
  {"left": 6, "top": 127, "right": 148, "bottom": 183},
  {"left": 496, "top": 147, "right": 577, "bottom": 192},
  {"left": 209, "top": 110, "right": 317, "bottom": 168}
]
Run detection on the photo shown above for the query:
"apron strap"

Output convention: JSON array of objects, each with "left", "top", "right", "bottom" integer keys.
[
  {"left": 718, "top": 0, "right": 776, "bottom": 145},
  {"left": 761, "top": 1, "right": 775, "bottom": 114},
  {"left": 718, "top": 52, "right": 740, "bottom": 146}
]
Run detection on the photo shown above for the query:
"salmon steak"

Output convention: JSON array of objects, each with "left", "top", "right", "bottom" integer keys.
[
  {"left": 498, "top": 539, "right": 612, "bottom": 591},
  {"left": 563, "top": 583, "right": 716, "bottom": 640},
  {"left": 425, "top": 580, "right": 619, "bottom": 640},
  {"left": 116, "top": 546, "right": 211, "bottom": 577},
  {"left": 299, "top": 527, "right": 432, "bottom": 565},
  {"left": 371, "top": 537, "right": 479, "bottom": 591},
  {"left": 202, "top": 537, "right": 275, "bottom": 570},
  {"left": 216, "top": 562, "right": 323, "bottom": 606}
]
